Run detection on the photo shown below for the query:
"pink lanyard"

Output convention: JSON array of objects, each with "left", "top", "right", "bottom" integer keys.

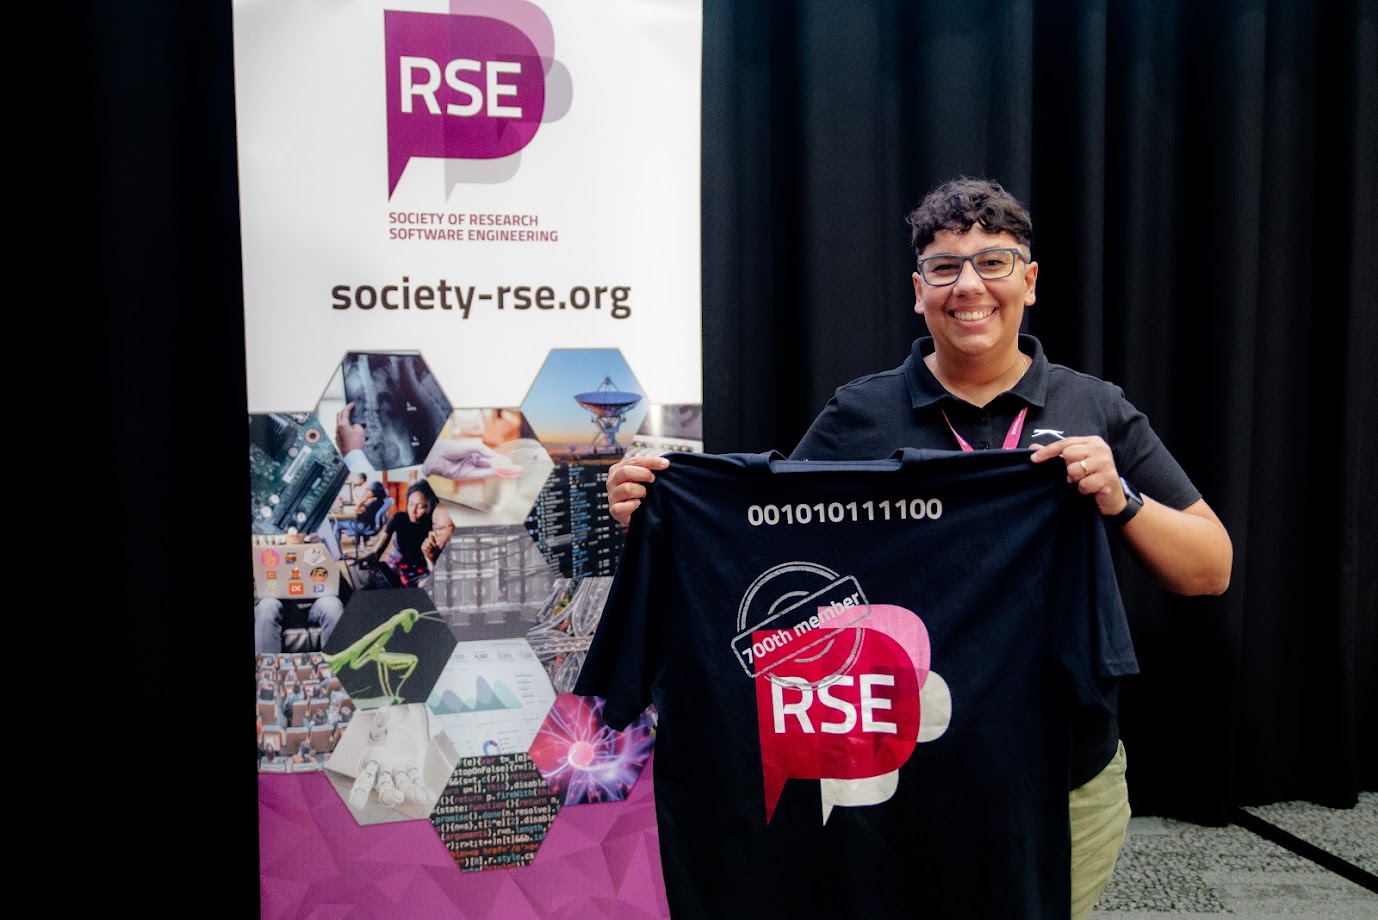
[{"left": 941, "top": 406, "right": 1028, "bottom": 452}]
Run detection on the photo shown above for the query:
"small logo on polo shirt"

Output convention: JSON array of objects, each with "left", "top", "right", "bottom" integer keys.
[{"left": 1031, "top": 428, "right": 1064, "bottom": 440}]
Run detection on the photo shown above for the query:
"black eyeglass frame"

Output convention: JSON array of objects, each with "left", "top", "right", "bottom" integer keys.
[{"left": 915, "top": 247, "right": 1027, "bottom": 286}]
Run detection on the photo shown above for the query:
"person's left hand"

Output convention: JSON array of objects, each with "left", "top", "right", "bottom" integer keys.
[{"left": 1029, "top": 436, "right": 1129, "bottom": 517}]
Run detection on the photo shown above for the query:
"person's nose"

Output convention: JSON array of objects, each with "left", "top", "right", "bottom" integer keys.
[{"left": 952, "top": 257, "right": 985, "bottom": 293}]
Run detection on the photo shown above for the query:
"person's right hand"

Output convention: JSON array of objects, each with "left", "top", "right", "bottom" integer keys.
[
  {"left": 337, "top": 402, "right": 367, "bottom": 454},
  {"left": 606, "top": 455, "right": 671, "bottom": 527}
]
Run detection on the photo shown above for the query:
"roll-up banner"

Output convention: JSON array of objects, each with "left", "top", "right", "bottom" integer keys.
[{"left": 234, "top": 2, "right": 701, "bottom": 915}]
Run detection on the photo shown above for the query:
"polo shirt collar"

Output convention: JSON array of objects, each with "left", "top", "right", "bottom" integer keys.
[{"left": 905, "top": 334, "right": 1050, "bottom": 410}]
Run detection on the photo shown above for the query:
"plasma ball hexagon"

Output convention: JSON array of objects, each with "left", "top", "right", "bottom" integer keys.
[{"left": 528, "top": 693, "right": 654, "bottom": 805}]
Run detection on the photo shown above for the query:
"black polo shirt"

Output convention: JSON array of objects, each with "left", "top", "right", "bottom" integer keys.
[{"left": 791, "top": 333, "right": 1200, "bottom": 785}]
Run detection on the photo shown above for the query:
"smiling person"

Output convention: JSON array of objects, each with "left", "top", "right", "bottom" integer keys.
[{"left": 606, "top": 176, "right": 1233, "bottom": 919}]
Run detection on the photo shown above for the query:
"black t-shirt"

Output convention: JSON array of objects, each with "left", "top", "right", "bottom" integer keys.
[
  {"left": 575, "top": 449, "right": 1137, "bottom": 920},
  {"left": 357, "top": 495, "right": 386, "bottom": 526},
  {"left": 791, "top": 334, "right": 1198, "bottom": 783},
  {"left": 384, "top": 508, "right": 433, "bottom": 566}
]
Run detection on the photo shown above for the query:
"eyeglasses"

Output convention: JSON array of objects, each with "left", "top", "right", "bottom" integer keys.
[{"left": 916, "top": 248, "right": 1025, "bottom": 286}]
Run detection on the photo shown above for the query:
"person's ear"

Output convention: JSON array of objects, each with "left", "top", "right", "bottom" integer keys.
[{"left": 912, "top": 272, "right": 924, "bottom": 315}]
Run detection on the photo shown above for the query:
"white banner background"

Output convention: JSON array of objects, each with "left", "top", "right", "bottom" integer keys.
[{"left": 234, "top": 0, "right": 702, "bottom": 414}]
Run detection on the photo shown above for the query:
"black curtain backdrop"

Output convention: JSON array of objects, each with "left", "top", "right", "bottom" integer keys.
[
  {"left": 701, "top": 0, "right": 1377, "bottom": 824},
  {"left": 45, "top": 0, "right": 1374, "bottom": 908}
]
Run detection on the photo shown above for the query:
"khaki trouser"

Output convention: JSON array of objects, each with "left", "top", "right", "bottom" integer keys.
[{"left": 1069, "top": 740, "right": 1131, "bottom": 920}]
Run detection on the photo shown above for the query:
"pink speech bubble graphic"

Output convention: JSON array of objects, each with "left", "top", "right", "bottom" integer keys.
[
  {"left": 814, "top": 604, "right": 941, "bottom": 822},
  {"left": 385, "top": 10, "right": 547, "bottom": 195},
  {"left": 755, "top": 626, "right": 921, "bottom": 823}
]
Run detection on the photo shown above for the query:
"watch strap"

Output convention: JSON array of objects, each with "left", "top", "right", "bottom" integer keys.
[{"left": 1109, "top": 477, "right": 1143, "bottom": 526}]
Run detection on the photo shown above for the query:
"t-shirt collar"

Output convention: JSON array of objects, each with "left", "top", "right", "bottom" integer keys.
[{"left": 905, "top": 334, "right": 1049, "bottom": 410}]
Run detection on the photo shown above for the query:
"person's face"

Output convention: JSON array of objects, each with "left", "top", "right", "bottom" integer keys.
[
  {"left": 407, "top": 491, "right": 432, "bottom": 522},
  {"left": 913, "top": 226, "right": 1037, "bottom": 362}
]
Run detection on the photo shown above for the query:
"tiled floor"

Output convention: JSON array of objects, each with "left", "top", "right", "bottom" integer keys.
[{"left": 1092, "top": 792, "right": 1377, "bottom": 918}]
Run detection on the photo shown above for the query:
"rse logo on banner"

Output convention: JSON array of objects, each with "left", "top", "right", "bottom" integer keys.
[{"left": 385, "top": 8, "right": 550, "bottom": 195}]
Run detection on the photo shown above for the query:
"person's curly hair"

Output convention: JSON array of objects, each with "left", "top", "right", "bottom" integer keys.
[{"left": 905, "top": 177, "right": 1033, "bottom": 256}]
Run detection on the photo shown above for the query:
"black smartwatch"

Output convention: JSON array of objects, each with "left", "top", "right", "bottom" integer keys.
[{"left": 1109, "top": 477, "right": 1144, "bottom": 526}]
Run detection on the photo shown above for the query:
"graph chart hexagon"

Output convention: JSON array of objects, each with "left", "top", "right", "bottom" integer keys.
[{"left": 425, "top": 637, "right": 557, "bottom": 758}]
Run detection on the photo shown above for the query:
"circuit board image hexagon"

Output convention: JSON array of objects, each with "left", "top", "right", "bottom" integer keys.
[{"left": 249, "top": 412, "right": 349, "bottom": 536}]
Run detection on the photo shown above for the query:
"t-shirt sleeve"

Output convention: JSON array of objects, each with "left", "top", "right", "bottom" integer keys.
[
  {"left": 1105, "top": 385, "right": 1201, "bottom": 511},
  {"left": 572, "top": 504, "right": 663, "bottom": 731},
  {"left": 1051, "top": 499, "right": 1140, "bottom": 712}
]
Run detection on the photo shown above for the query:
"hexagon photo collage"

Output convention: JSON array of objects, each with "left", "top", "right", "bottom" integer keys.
[{"left": 250, "top": 347, "right": 701, "bottom": 870}]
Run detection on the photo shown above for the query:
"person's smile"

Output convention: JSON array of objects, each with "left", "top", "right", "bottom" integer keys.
[{"left": 949, "top": 305, "right": 998, "bottom": 322}]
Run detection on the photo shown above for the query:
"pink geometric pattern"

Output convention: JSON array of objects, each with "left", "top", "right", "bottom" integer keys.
[{"left": 259, "top": 754, "right": 668, "bottom": 919}]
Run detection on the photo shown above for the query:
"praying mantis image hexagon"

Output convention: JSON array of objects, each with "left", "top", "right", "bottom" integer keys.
[{"left": 327, "top": 608, "right": 447, "bottom": 705}]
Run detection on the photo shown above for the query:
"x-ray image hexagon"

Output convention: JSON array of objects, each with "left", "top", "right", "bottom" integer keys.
[
  {"left": 425, "top": 638, "right": 557, "bottom": 759},
  {"left": 528, "top": 693, "right": 655, "bottom": 805},
  {"left": 315, "top": 351, "right": 453, "bottom": 475},
  {"left": 324, "top": 702, "right": 459, "bottom": 825},
  {"left": 421, "top": 408, "right": 555, "bottom": 527},
  {"left": 431, "top": 752, "right": 561, "bottom": 871},
  {"left": 323, "top": 587, "right": 456, "bottom": 710},
  {"left": 520, "top": 348, "right": 650, "bottom": 464},
  {"left": 249, "top": 412, "right": 349, "bottom": 536}
]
